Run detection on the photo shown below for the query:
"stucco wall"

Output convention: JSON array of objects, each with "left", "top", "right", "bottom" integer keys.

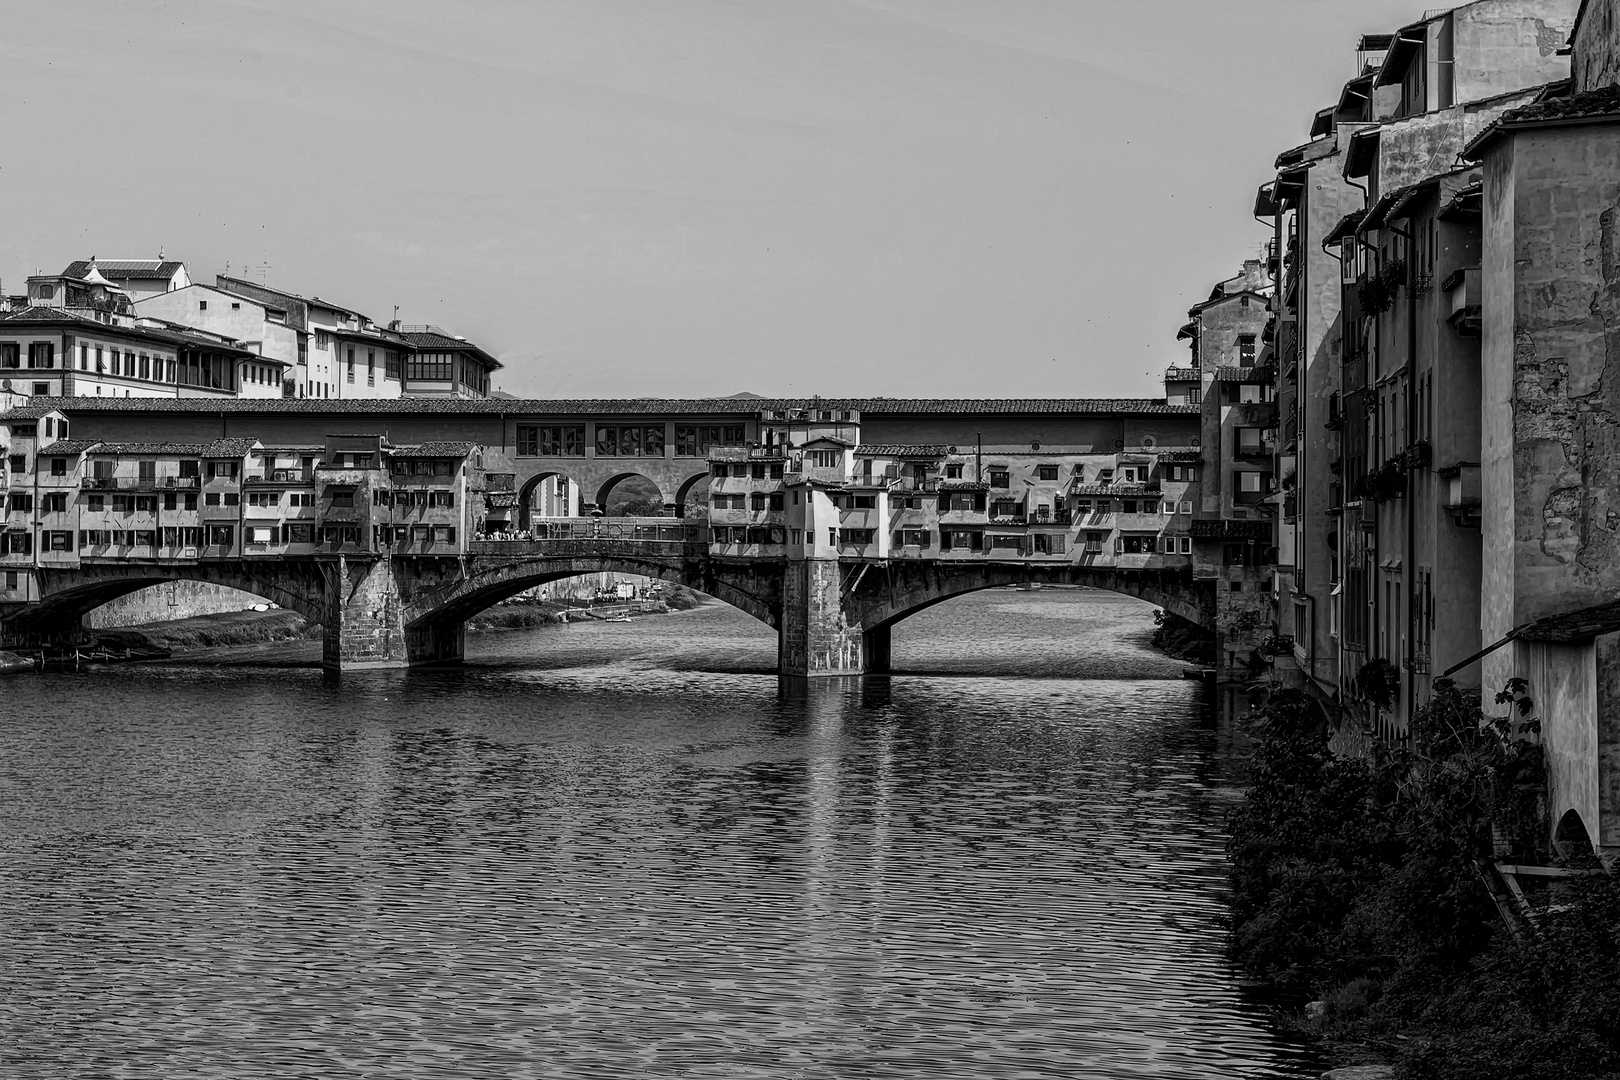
[
  {"left": 1451, "top": 0, "right": 1577, "bottom": 103},
  {"left": 1503, "top": 129, "right": 1620, "bottom": 628}
]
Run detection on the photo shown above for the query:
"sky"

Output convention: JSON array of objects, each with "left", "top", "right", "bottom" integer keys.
[{"left": 0, "top": 0, "right": 1419, "bottom": 400}]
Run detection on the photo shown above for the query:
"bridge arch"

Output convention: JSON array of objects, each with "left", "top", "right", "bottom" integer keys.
[
  {"left": 673, "top": 470, "right": 711, "bottom": 518},
  {"left": 2, "top": 562, "right": 331, "bottom": 637},
  {"left": 595, "top": 472, "right": 670, "bottom": 516},
  {"left": 847, "top": 562, "right": 1208, "bottom": 636},
  {"left": 516, "top": 469, "right": 573, "bottom": 531},
  {"left": 398, "top": 553, "right": 780, "bottom": 634}
]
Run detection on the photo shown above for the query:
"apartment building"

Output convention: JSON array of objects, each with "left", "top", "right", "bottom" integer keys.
[
  {"left": 0, "top": 410, "right": 487, "bottom": 607},
  {"left": 393, "top": 326, "right": 502, "bottom": 398}
]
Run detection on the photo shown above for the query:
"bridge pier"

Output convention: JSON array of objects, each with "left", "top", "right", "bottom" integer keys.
[
  {"left": 323, "top": 557, "right": 464, "bottom": 670},
  {"left": 779, "top": 559, "right": 872, "bottom": 677}
]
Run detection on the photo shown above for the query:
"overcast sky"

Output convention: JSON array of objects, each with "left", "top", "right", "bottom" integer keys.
[{"left": 1, "top": 0, "right": 1417, "bottom": 399}]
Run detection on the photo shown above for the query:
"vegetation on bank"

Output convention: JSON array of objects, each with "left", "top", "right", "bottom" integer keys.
[
  {"left": 1230, "top": 683, "right": 1620, "bottom": 1079},
  {"left": 97, "top": 609, "right": 316, "bottom": 652},
  {"left": 1151, "top": 609, "right": 1216, "bottom": 664}
]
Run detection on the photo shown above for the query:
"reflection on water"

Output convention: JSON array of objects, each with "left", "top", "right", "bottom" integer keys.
[{"left": 0, "top": 590, "right": 1312, "bottom": 1078}]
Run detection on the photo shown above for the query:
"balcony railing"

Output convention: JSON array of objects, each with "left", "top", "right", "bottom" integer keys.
[{"left": 80, "top": 475, "right": 201, "bottom": 491}]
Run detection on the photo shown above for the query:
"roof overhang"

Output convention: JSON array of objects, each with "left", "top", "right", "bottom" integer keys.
[
  {"left": 1374, "top": 24, "right": 1429, "bottom": 89},
  {"left": 1342, "top": 127, "right": 1380, "bottom": 181}
]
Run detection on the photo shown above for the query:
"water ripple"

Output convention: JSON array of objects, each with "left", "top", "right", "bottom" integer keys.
[{"left": 0, "top": 591, "right": 1315, "bottom": 1078}]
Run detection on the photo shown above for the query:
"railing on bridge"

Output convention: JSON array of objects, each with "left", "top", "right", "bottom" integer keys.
[{"left": 471, "top": 517, "right": 707, "bottom": 557}]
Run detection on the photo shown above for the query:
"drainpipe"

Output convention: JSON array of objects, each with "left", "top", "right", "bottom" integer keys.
[{"left": 1404, "top": 232, "right": 1419, "bottom": 732}]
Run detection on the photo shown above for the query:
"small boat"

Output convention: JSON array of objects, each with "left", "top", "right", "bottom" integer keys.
[{"left": 605, "top": 614, "right": 633, "bottom": 623}]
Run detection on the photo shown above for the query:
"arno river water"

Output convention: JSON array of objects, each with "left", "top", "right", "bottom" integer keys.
[{"left": 0, "top": 589, "right": 1317, "bottom": 1079}]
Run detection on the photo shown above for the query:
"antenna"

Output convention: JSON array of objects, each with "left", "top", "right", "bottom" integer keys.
[{"left": 257, "top": 261, "right": 271, "bottom": 285}]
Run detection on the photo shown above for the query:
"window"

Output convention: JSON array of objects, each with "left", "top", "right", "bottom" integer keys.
[
  {"left": 673, "top": 424, "right": 746, "bottom": 456},
  {"left": 315, "top": 330, "right": 330, "bottom": 349},
  {"left": 1238, "top": 471, "right": 1265, "bottom": 493},
  {"left": 1238, "top": 335, "right": 1257, "bottom": 366},
  {"left": 1032, "top": 533, "right": 1065, "bottom": 554},
  {"left": 4, "top": 571, "right": 15, "bottom": 588},
  {"left": 5, "top": 532, "right": 32, "bottom": 555},
  {"left": 346, "top": 347, "right": 355, "bottom": 383},
  {"left": 837, "top": 528, "right": 875, "bottom": 546},
  {"left": 199, "top": 300, "right": 208, "bottom": 311},
  {"left": 205, "top": 492, "right": 221, "bottom": 507},
  {"left": 769, "top": 493, "right": 783, "bottom": 511},
  {"left": 329, "top": 489, "right": 355, "bottom": 508},
  {"left": 284, "top": 523, "right": 313, "bottom": 544},
  {"left": 988, "top": 469, "right": 1010, "bottom": 489},
  {"left": 806, "top": 449, "right": 841, "bottom": 469},
  {"left": 850, "top": 495, "right": 876, "bottom": 510},
  {"left": 0, "top": 343, "right": 18, "bottom": 369},
  {"left": 367, "top": 350, "right": 375, "bottom": 386},
  {"left": 430, "top": 491, "right": 454, "bottom": 508},
  {"left": 385, "top": 350, "right": 401, "bottom": 379},
  {"left": 8, "top": 492, "right": 33, "bottom": 512},
  {"left": 517, "top": 425, "right": 586, "bottom": 456},
  {"left": 406, "top": 351, "right": 455, "bottom": 382},
  {"left": 27, "top": 342, "right": 54, "bottom": 369},
  {"left": 945, "top": 463, "right": 964, "bottom": 479},
  {"left": 432, "top": 526, "right": 455, "bottom": 544},
  {"left": 43, "top": 492, "right": 67, "bottom": 513},
  {"left": 249, "top": 526, "right": 275, "bottom": 545},
  {"left": 248, "top": 492, "right": 279, "bottom": 508},
  {"left": 7, "top": 455, "right": 24, "bottom": 474},
  {"left": 184, "top": 494, "right": 197, "bottom": 510},
  {"left": 207, "top": 525, "right": 234, "bottom": 547},
  {"left": 594, "top": 425, "right": 665, "bottom": 457},
  {"left": 1230, "top": 581, "right": 1243, "bottom": 592},
  {"left": 50, "top": 458, "right": 66, "bottom": 477},
  {"left": 164, "top": 493, "right": 176, "bottom": 511},
  {"left": 1037, "top": 464, "right": 1059, "bottom": 481}
]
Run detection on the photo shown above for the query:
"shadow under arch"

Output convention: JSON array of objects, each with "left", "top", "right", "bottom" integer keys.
[
  {"left": 4, "top": 562, "right": 330, "bottom": 635},
  {"left": 516, "top": 469, "right": 572, "bottom": 531},
  {"left": 400, "top": 553, "right": 780, "bottom": 635},
  {"left": 850, "top": 565, "right": 1207, "bottom": 636}
]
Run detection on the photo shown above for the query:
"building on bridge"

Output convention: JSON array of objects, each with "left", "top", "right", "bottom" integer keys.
[{"left": 1, "top": 394, "right": 1217, "bottom": 676}]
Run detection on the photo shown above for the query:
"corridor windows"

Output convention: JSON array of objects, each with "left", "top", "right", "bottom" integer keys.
[
  {"left": 1032, "top": 533, "right": 1065, "bottom": 555},
  {"left": 517, "top": 425, "right": 586, "bottom": 456},
  {"left": 675, "top": 425, "right": 745, "bottom": 456},
  {"left": 594, "top": 425, "right": 666, "bottom": 457}
]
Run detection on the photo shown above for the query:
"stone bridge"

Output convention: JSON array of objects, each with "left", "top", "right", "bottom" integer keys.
[{"left": 1, "top": 540, "right": 1215, "bottom": 675}]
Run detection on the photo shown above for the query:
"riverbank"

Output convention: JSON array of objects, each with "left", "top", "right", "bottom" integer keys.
[{"left": 1230, "top": 685, "right": 1620, "bottom": 1080}]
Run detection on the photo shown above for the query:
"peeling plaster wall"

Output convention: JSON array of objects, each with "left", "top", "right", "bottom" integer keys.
[
  {"left": 1373, "top": 92, "right": 1542, "bottom": 197},
  {"left": 1482, "top": 124, "right": 1620, "bottom": 855},
  {"left": 1451, "top": 0, "right": 1578, "bottom": 103},
  {"left": 1572, "top": 0, "right": 1620, "bottom": 90}
]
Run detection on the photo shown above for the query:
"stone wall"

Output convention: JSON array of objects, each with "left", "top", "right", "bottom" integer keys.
[{"left": 86, "top": 580, "right": 264, "bottom": 628}]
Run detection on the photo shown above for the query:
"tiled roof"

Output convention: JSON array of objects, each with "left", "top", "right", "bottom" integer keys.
[
  {"left": 1156, "top": 450, "right": 1202, "bottom": 463},
  {"left": 0, "top": 403, "right": 63, "bottom": 420},
  {"left": 1321, "top": 210, "right": 1365, "bottom": 247},
  {"left": 0, "top": 396, "right": 1194, "bottom": 418},
  {"left": 63, "top": 260, "right": 186, "bottom": 281},
  {"left": 1216, "top": 366, "right": 1272, "bottom": 384},
  {"left": 398, "top": 330, "right": 503, "bottom": 370},
  {"left": 39, "top": 440, "right": 100, "bottom": 455},
  {"left": 90, "top": 438, "right": 259, "bottom": 457},
  {"left": 937, "top": 480, "right": 990, "bottom": 491},
  {"left": 389, "top": 441, "right": 478, "bottom": 458},
  {"left": 1463, "top": 83, "right": 1620, "bottom": 160},
  {"left": 852, "top": 444, "right": 952, "bottom": 457}
]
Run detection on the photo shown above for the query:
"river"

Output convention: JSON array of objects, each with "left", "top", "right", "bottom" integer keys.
[{"left": 0, "top": 588, "right": 1317, "bottom": 1078}]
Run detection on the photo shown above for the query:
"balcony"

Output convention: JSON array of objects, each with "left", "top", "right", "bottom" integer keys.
[
  {"left": 80, "top": 475, "right": 201, "bottom": 491},
  {"left": 1444, "top": 266, "right": 1481, "bottom": 336}
]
